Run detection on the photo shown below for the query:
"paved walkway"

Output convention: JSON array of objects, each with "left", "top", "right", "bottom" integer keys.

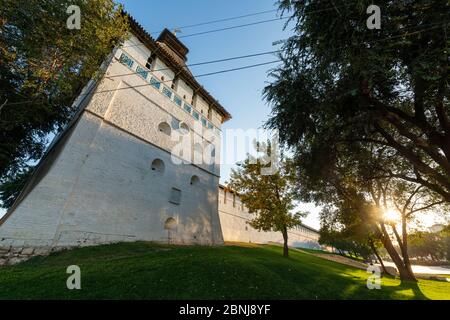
[
  {"left": 297, "top": 248, "right": 450, "bottom": 276},
  {"left": 313, "top": 253, "right": 368, "bottom": 270},
  {"left": 379, "top": 261, "right": 450, "bottom": 275},
  {"left": 295, "top": 249, "right": 368, "bottom": 270}
]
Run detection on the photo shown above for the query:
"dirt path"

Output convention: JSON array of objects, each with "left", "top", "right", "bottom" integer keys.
[{"left": 295, "top": 249, "right": 368, "bottom": 270}]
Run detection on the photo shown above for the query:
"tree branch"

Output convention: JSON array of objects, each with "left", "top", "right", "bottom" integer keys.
[{"left": 406, "top": 200, "right": 445, "bottom": 217}]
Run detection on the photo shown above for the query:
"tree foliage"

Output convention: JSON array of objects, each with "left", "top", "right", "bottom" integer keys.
[
  {"left": 229, "top": 142, "right": 306, "bottom": 257},
  {"left": 264, "top": 0, "right": 449, "bottom": 281},
  {"left": 319, "top": 224, "right": 374, "bottom": 260},
  {"left": 319, "top": 200, "right": 381, "bottom": 263},
  {"left": 0, "top": 0, "right": 128, "bottom": 207},
  {"left": 265, "top": 0, "right": 450, "bottom": 202},
  {"left": 408, "top": 226, "right": 450, "bottom": 262}
]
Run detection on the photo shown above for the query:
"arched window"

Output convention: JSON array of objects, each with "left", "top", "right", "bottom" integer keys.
[
  {"left": 179, "top": 122, "right": 189, "bottom": 135},
  {"left": 151, "top": 159, "right": 165, "bottom": 174},
  {"left": 164, "top": 217, "right": 177, "bottom": 230},
  {"left": 145, "top": 57, "right": 153, "bottom": 70},
  {"left": 146, "top": 53, "right": 156, "bottom": 70},
  {"left": 190, "top": 175, "right": 200, "bottom": 186},
  {"left": 158, "top": 122, "right": 171, "bottom": 136}
]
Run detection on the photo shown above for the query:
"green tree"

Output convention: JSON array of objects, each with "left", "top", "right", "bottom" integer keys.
[
  {"left": 290, "top": 139, "right": 446, "bottom": 280},
  {"left": 319, "top": 202, "right": 387, "bottom": 272},
  {"left": 265, "top": 0, "right": 450, "bottom": 203},
  {"left": 444, "top": 226, "right": 450, "bottom": 262},
  {"left": 264, "top": 0, "right": 449, "bottom": 282},
  {"left": 408, "top": 231, "right": 443, "bottom": 261},
  {"left": 0, "top": 0, "right": 128, "bottom": 207},
  {"left": 229, "top": 142, "right": 305, "bottom": 257}
]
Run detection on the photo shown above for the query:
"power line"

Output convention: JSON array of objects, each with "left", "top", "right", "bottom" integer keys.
[
  {"left": 122, "top": 16, "right": 288, "bottom": 48},
  {"left": 3, "top": 60, "right": 281, "bottom": 107},
  {"left": 5, "top": 23, "right": 447, "bottom": 107},
  {"left": 124, "top": 3, "right": 446, "bottom": 49},
  {"left": 106, "top": 49, "right": 282, "bottom": 79},
  {"left": 179, "top": 60, "right": 280, "bottom": 78},
  {"left": 372, "top": 21, "right": 447, "bottom": 43},
  {"left": 108, "top": 21, "right": 448, "bottom": 82},
  {"left": 174, "top": 5, "right": 357, "bottom": 39},
  {"left": 148, "top": 8, "right": 279, "bottom": 36},
  {"left": 178, "top": 17, "right": 289, "bottom": 39},
  {"left": 87, "top": 60, "right": 282, "bottom": 95},
  {"left": 123, "top": 5, "right": 347, "bottom": 48}
]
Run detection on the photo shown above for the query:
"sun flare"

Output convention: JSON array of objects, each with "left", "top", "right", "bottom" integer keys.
[{"left": 384, "top": 209, "right": 400, "bottom": 223}]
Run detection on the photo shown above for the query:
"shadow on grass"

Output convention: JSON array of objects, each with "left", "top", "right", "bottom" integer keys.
[{"left": 397, "top": 280, "right": 428, "bottom": 300}]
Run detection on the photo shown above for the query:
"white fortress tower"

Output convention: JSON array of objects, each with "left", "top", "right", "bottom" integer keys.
[
  {"left": 0, "top": 16, "right": 322, "bottom": 264},
  {"left": 0, "top": 17, "right": 231, "bottom": 251}
]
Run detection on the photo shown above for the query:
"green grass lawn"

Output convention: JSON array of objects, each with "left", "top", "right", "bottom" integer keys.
[{"left": 0, "top": 242, "right": 449, "bottom": 300}]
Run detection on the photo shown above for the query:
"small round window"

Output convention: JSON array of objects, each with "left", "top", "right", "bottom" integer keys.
[
  {"left": 151, "top": 159, "right": 165, "bottom": 174},
  {"left": 164, "top": 217, "right": 177, "bottom": 230},
  {"left": 190, "top": 175, "right": 200, "bottom": 186}
]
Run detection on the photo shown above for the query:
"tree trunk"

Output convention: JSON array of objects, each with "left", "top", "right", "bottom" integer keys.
[
  {"left": 400, "top": 216, "right": 415, "bottom": 280},
  {"left": 282, "top": 226, "right": 289, "bottom": 257},
  {"left": 369, "top": 238, "right": 387, "bottom": 274},
  {"left": 379, "top": 223, "right": 417, "bottom": 282}
]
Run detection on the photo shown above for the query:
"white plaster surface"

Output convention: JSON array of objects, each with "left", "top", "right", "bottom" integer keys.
[
  {"left": 0, "top": 111, "right": 223, "bottom": 248},
  {"left": 0, "top": 40, "right": 224, "bottom": 248}
]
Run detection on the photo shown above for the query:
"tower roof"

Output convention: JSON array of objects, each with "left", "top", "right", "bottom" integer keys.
[
  {"left": 156, "top": 28, "right": 189, "bottom": 63},
  {"left": 127, "top": 14, "right": 232, "bottom": 122}
]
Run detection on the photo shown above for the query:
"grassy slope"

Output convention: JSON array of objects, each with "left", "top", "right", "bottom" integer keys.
[{"left": 0, "top": 242, "right": 449, "bottom": 300}]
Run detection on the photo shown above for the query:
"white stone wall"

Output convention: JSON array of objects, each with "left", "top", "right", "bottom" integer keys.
[
  {"left": 0, "top": 36, "right": 225, "bottom": 254},
  {"left": 177, "top": 79, "right": 194, "bottom": 104},
  {"left": 152, "top": 58, "right": 175, "bottom": 85},
  {"left": 123, "top": 34, "right": 152, "bottom": 66},
  {"left": 0, "top": 108, "right": 223, "bottom": 248},
  {"left": 217, "top": 188, "right": 321, "bottom": 249},
  {"left": 99, "top": 48, "right": 222, "bottom": 175}
]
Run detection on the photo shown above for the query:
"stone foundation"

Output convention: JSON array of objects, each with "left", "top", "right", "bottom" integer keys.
[{"left": 0, "top": 246, "right": 52, "bottom": 266}]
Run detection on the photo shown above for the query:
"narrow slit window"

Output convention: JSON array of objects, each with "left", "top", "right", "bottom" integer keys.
[{"left": 169, "top": 188, "right": 181, "bottom": 205}]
